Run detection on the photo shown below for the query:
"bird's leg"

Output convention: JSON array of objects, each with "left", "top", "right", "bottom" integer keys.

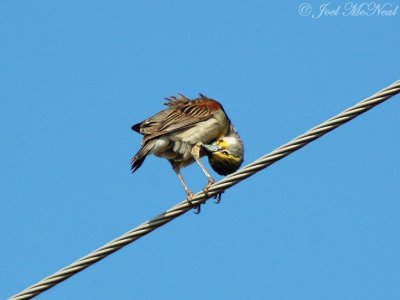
[
  {"left": 172, "top": 166, "right": 201, "bottom": 213},
  {"left": 191, "top": 144, "right": 216, "bottom": 187},
  {"left": 173, "top": 166, "right": 194, "bottom": 199},
  {"left": 192, "top": 144, "right": 224, "bottom": 205},
  {"left": 191, "top": 144, "right": 217, "bottom": 194}
]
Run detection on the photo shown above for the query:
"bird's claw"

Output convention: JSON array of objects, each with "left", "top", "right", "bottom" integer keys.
[
  {"left": 193, "top": 205, "right": 201, "bottom": 214},
  {"left": 213, "top": 191, "right": 224, "bottom": 204}
]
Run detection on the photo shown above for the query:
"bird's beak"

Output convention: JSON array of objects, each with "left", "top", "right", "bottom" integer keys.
[{"left": 202, "top": 144, "right": 220, "bottom": 153}]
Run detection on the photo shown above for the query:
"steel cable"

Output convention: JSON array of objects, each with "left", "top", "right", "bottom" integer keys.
[{"left": 9, "top": 80, "right": 400, "bottom": 299}]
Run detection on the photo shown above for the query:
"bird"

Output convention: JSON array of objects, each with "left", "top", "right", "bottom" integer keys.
[{"left": 131, "top": 93, "right": 244, "bottom": 209}]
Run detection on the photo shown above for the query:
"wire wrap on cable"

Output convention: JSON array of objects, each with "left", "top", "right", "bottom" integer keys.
[{"left": 9, "top": 80, "right": 400, "bottom": 300}]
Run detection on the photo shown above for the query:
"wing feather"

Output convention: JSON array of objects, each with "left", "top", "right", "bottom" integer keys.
[{"left": 134, "top": 95, "right": 224, "bottom": 143}]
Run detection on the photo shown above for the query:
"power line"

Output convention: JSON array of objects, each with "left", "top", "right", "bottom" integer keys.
[{"left": 9, "top": 80, "right": 400, "bottom": 299}]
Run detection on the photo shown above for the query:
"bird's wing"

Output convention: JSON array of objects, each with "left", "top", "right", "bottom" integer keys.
[{"left": 133, "top": 95, "right": 225, "bottom": 142}]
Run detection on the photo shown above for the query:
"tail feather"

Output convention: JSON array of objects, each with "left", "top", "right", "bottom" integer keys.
[
  {"left": 131, "top": 122, "right": 142, "bottom": 133},
  {"left": 131, "top": 142, "right": 154, "bottom": 173}
]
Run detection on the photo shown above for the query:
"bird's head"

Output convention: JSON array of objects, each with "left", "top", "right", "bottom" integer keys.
[{"left": 202, "top": 131, "right": 244, "bottom": 176}]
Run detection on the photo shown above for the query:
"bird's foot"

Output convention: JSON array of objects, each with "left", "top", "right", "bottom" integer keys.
[
  {"left": 202, "top": 178, "right": 223, "bottom": 204},
  {"left": 206, "top": 177, "right": 216, "bottom": 190},
  {"left": 202, "top": 178, "right": 216, "bottom": 196},
  {"left": 185, "top": 192, "right": 202, "bottom": 214},
  {"left": 185, "top": 191, "right": 195, "bottom": 206}
]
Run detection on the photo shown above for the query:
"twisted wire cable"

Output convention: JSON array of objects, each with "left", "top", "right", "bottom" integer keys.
[{"left": 10, "top": 80, "right": 400, "bottom": 300}]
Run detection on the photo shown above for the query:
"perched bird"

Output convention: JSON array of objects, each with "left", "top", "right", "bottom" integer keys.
[{"left": 131, "top": 94, "right": 244, "bottom": 205}]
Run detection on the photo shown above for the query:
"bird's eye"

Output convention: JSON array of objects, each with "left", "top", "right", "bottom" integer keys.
[{"left": 221, "top": 150, "right": 230, "bottom": 155}]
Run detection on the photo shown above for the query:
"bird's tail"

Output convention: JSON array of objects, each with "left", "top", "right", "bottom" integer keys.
[{"left": 131, "top": 141, "right": 154, "bottom": 173}]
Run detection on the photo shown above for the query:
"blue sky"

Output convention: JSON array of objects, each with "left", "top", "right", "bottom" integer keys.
[{"left": 2, "top": 1, "right": 399, "bottom": 299}]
